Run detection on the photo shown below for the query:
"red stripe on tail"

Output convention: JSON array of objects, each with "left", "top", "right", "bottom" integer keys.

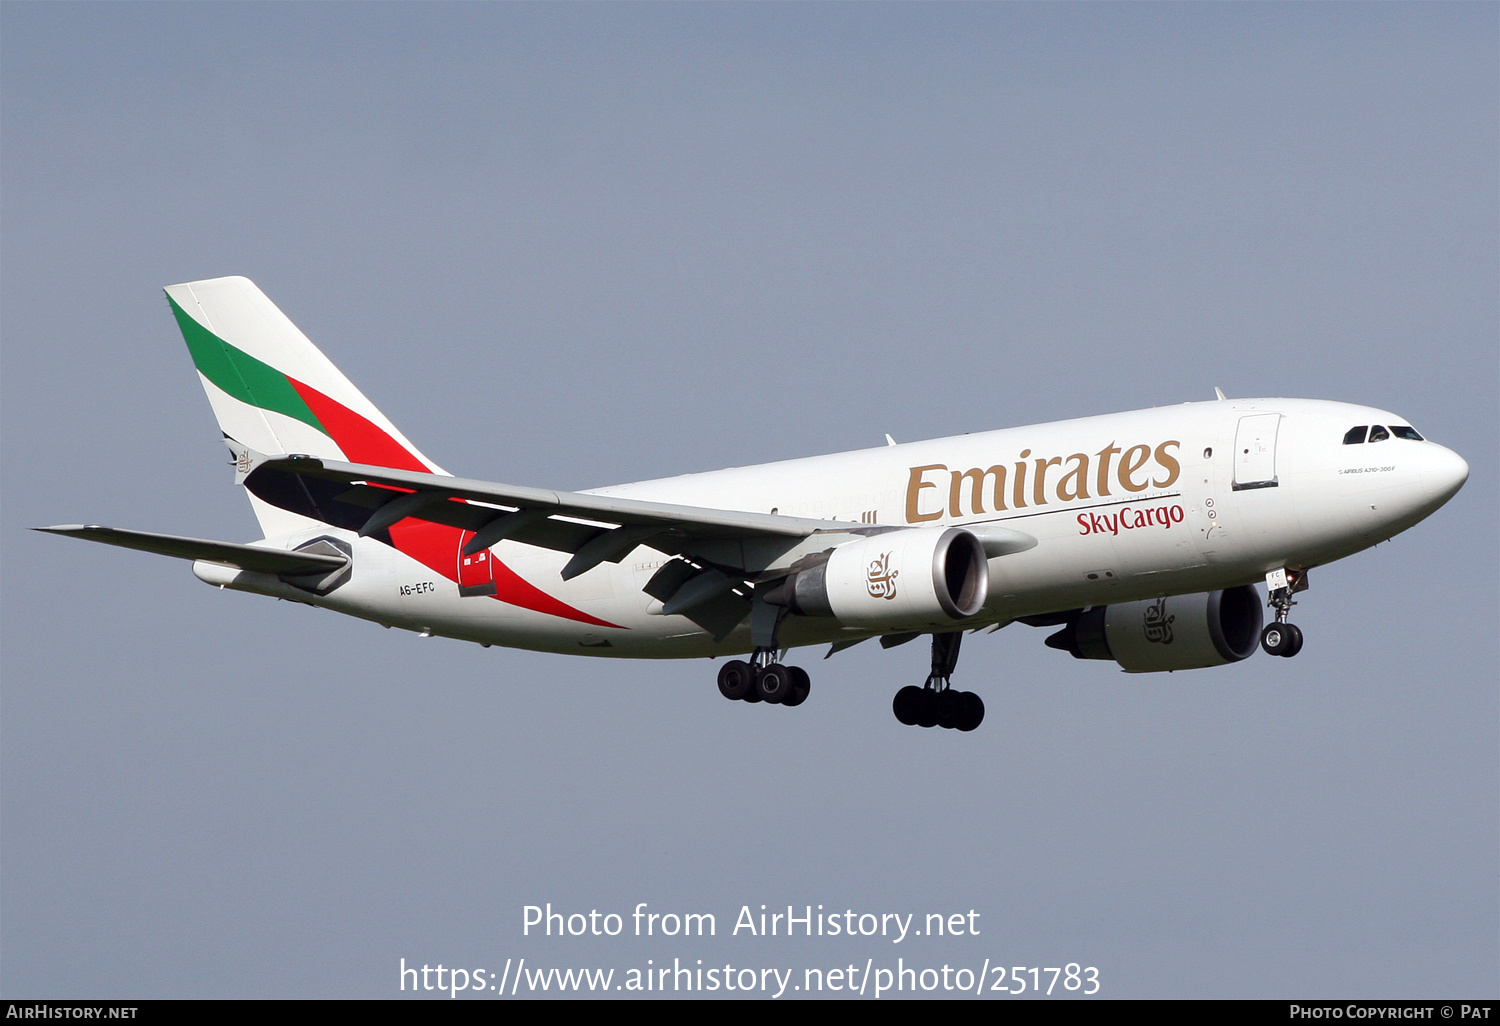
[{"left": 288, "top": 378, "right": 430, "bottom": 473}]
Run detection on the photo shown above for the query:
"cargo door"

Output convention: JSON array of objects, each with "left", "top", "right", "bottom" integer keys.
[
  {"left": 1232, "top": 414, "right": 1280, "bottom": 490},
  {"left": 456, "top": 530, "right": 498, "bottom": 597}
]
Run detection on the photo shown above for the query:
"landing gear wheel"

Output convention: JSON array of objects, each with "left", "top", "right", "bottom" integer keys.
[
  {"left": 717, "top": 660, "right": 754, "bottom": 701},
  {"left": 782, "top": 666, "right": 811, "bottom": 707},
  {"left": 1261, "top": 623, "right": 1292, "bottom": 657},
  {"left": 893, "top": 685, "right": 924, "bottom": 725},
  {"left": 754, "top": 663, "right": 794, "bottom": 704},
  {"left": 893, "top": 634, "right": 986, "bottom": 731},
  {"left": 1281, "top": 623, "right": 1303, "bottom": 658},
  {"left": 956, "top": 691, "right": 985, "bottom": 732},
  {"left": 914, "top": 689, "right": 940, "bottom": 729},
  {"left": 936, "top": 689, "right": 965, "bottom": 730}
]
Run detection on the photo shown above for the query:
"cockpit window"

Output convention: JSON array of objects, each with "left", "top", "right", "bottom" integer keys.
[
  {"left": 1391, "top": 425, "right": 1423, "bottom": 440},
  {"left": 1343, "top": 426, "right": 1368, "bottom": 444},
  {"left": 1368, "top": 425, "right": 1390, "bottom": 442}
]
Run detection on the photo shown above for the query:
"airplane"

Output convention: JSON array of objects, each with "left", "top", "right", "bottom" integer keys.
[{"left": 38, "top": 276, "right": 1470, "bottom": 733}]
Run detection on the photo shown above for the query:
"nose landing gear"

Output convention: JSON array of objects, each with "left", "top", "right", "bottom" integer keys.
[
  {"left": 892, "top": 631, "right": 985, "bottom": 732},
  {"left": 1261, "top": 568, "right": 1307, "bottom": 657}
]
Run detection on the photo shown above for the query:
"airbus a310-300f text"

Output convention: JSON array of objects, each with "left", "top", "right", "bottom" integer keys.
[{"left": 41, "top": 277, "right": 1469, "bottom": 732}]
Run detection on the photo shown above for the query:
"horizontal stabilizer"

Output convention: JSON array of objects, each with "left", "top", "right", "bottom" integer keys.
[{"left": 35, "top": 525, "right": 348, "bottom": 576}]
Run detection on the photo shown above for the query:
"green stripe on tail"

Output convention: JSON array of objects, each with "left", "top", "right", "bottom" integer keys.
[{"left": 168, "top": 295, "right": 329, "bottom": 437}]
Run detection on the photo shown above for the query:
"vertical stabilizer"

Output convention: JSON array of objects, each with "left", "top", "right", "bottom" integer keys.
[{"left": 165, "top": 276, "right": 447, "bottom": 535}]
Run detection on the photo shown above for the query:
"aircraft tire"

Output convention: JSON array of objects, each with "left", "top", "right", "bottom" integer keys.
[
  {"left": 782, "top": 666, "right": 811, "bottom": 707},
  {"left": 1281, "top": 624, "right": 1304, "bottom": 658},
  {"left": 914, "top": 690, "right": 940, "bottom": 729},
  {"left": 717, "top": 660, "right": 755, "bottom": 701},
  {"left": 1261, "top": 624, "right": 1291, "bottom": 657},
  {"left": 893, "top": 685, "right": 924, "bottom": 725},
  {"left": 755, "top": 664, "right": 793, "bottom": 705},
  {"left": 936, "top": 689, "right": 965, "bottom": 730},
  {"left": 957, "top": 691, "right": 985, "bottom": 732}
]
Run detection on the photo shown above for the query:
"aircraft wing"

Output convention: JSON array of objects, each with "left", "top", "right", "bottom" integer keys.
[{"left": 254, "top": 455, "right": 863, "bottom": 580}]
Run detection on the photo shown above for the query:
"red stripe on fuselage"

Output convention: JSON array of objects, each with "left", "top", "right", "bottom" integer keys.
[{"left": 388, "top": 520, "right": 622, "bottom": 629}]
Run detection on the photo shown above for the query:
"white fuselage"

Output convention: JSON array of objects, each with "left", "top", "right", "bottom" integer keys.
[{"left": 202, "top": 398, "right": 1468, "bottom": 659}]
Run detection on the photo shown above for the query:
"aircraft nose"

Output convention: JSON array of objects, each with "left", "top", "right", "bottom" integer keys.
[{"left": 1421, "top": 442, "right": 1469, "bottom": 508}]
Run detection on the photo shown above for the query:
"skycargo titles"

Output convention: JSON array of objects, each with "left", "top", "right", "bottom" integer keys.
[
  {"left": 905, "top": 440, "right": 1182, "bottom": 522},
  {"left": 1078, "top": 504, "right": 1186, "bottom": 537}
]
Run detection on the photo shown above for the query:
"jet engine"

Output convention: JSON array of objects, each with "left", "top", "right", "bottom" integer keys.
[
  {"left": 767, "top": 527, "right": 989, "bottom": 629},
  {"left": 1044, "top": 584, "right": 1262, "bottom": 672}
]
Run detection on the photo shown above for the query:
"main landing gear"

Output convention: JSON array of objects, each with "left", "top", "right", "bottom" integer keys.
[
  {"left": 893, "top": 632, "right": 985, "bottom": 732},
  {"left": 717, "top": 596, "right": 811, "bottom": 708},
  {"left": 1260, "top": 568, "right": 1307, "bottom": 658},
  {"left": 711, "top": 598, "right": 984, "bottom": 730},
  {"left": 716, "top": 651, "right": 812, "bottom": 707}
]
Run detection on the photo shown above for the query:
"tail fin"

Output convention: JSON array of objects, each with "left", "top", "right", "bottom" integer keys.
[{"left": 165, "top": 276, "right": 447, "bottom": 535}]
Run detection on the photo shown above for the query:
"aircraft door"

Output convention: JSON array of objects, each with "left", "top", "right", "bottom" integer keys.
[
  {"left": 456, "top": 531, "right": 498, "bottom": 597},
  {"left": 1232, "top": 414, "right": 1281, "bottom": 490}
]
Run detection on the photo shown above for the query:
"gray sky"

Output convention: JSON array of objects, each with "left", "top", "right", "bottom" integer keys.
[{"left": 3, "top": 2, "right": 1495, "bottom": 999}]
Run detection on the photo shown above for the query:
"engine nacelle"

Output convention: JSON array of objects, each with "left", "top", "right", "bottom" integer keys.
[
  {"left": 1045, "top": 584, "right": 1263, "bottom": 672},
  {"left": 772, "top": 527, "right": 989, "bottom": 629}
]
